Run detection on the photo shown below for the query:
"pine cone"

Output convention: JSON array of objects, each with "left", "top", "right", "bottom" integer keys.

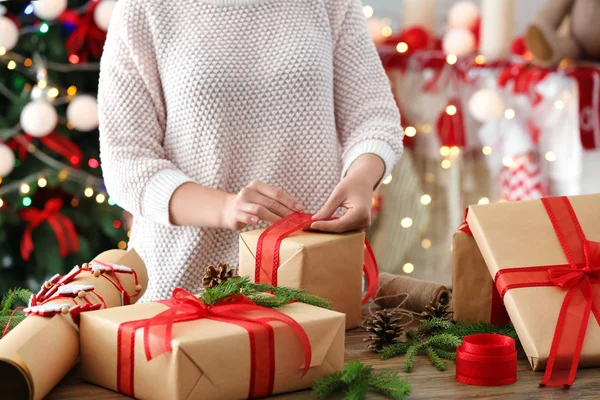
[
  {"left": 421, "top": 300, "right": 454, "bottom": 321},
  {"left": 363, "top": 310, "right": 404, "bottom": 352},
  {"left": 202, "top": 263, "right": 238, "bottom": 289}
]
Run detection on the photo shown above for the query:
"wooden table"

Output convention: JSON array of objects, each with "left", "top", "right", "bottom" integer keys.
[{"left": 48, "top": 327, "right": 599, "bottom": 399}]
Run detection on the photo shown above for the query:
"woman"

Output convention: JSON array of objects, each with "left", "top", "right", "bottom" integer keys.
[{"left": 99, "top": 0, "right": 404, "bottom": 301}]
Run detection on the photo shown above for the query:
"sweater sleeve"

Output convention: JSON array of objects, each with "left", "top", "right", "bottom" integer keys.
[
  {"left": 333, "top": 0, "right": 404, "bottom": 183},
  {"left": 98, "top": 0, "right": 194, "bottom": 226}
]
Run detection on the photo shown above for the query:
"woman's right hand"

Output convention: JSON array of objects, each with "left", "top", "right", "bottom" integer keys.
[{"left": 221, "top": 180, "right": 304, "bottom": 230}]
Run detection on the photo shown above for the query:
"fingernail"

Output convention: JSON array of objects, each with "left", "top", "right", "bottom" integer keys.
[
  {"left": 251, "top": 217, "right": 258, "bottom": 223},
  {"left": 295, "top": 203, "right": 304, "bottom": 211}
]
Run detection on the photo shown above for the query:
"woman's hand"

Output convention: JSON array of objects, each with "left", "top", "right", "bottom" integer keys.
[
  {"left": 311, "top": 154, "right": 385, "bottom": 233},
  {"left": 221, "top": 180, "right": 304, "bottom": 230}
]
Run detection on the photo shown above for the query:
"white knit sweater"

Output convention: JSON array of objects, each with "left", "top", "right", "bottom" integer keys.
[{"left": 99, "top": 0, "right": 404, "bottom": 302}]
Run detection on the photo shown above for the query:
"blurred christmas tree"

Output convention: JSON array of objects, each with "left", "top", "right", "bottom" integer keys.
[{"left": 0, "top": 0, "right": 126, "bottom": 296}]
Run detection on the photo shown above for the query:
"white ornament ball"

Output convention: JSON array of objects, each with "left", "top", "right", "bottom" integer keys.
[
  {"left": 20, "top": 100, "right": 58, "bottom": 137},
  {"left": 93, "top": 0, "right": 117, "bottom": 32},
  {"left": 443, "top": 28, "right": 476, "bottom": 57},
  {"left": 469, "top": 88, "right": 505, "bottom": 123},
  {"left": 0, "top": 16, "right": 19, "bottom": 52},
  {"left": 33, "top": 0, "right": 68, "bottom": 21},
  {"left": 67, "top": 95, "right": 99, "bottom": 131},
  {"left": 448, "top": 1, "right": 480, "bottom": 30},
  {"left": 0, "top": 143, "right": 15, "bottom": 178}
]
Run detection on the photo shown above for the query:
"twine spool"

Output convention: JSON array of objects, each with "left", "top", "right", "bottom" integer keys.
[{"left": 374, "top": 272, "right": 450, "bottom": 313}]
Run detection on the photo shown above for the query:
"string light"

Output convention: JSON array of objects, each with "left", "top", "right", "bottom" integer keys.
[
  {"left": 20, "top": 183, "right": 30, "bottom": 194},
  {"left": 446, "top": 105, "right": 457, "bottom": 116},
  {"left": 405, "top": 126, "right": 416, "bottom": 137},
  {"left": 420, "top": 194, "right": 432, "bottom": 205},
  {"left": 475, "top": 55, "right": 486, "bottom": 65},
  {"left": 48, "top": 88, "right": 59, "bottom": 98},
  {"left": 22, "top": 197, "right": 32, "bottom": 207},
  {"left": 96, "top": 193, "right": 106, "bottom": 203},
  {"left": 440, "top": 146, "right": 450, "bottom": 156},
  {"left": 502, "top": 156, "right": 514, "bottom": 167},
  {"left": 66, "top": 122, "right": 74, "bottom": 130},
  {"left": 37, "top": 178, "right": 47, "bottom": 188},
  {"left": 0, "top": 198, "right": 3, "bottom": 208},
  {"left": 382, "top": 174, "right": 393, "bottom": 185},
  {"left": 401, "top": 217, "right": 413, "bottom": 228},
  {"left": 450, "top": 146, "right": 460, "bottom": 156},
  {"left": 0, "top": 177, "right": 2, "bottom": 184},
  {"left": 478, "top": 197, "right": 490, "bottom": 205},
  {"left": 424, "top": 172, "right": 435, "bottom": 182},
  {"left": 420, "top": 124, "right": 432, "bottom": 134},
  {"left": 24, "top": 4, "right": 34, "bottom": 14},
  {"left": 446, "top": 54, "right": 458, "bottom": 65},
  {"left": 39, "top": 23, "right": 50, "bottom": 34},
  {"left": 113, "top": 220, "right": 122, "bottom": 229},
  {"left": 71, "top": 198, "right": 79, "bottom": 207},
  {"left": 363, "top": 5, "right": 374, "bottom": 18},
  {"left": 69, "top": 54, "right": 80, "bottom": 64},
  {"left": 554, "top": 100, "right": 564, "bottom": 110},
  {"left": 127, "top": 230, "right": 132, "bottom": 238},
  {"left": 381, "top": 26, "right": 392, "bottom": 37},
  {"left": 7, "top": 61, "right": 16, "bottom": 70},
  {"left": 108, "top": 197, "right": 117, "bottom": 206},
  {"left": 504, "top": 109, "right": 515, "bottom": 119},
  {"left": 482, "top": 146, "right": 492, "bottom": 155},
  {"left": 84, "top": 187, "right": 94, "bottom": 198},
  {"left": 545, "top": 151, "right": 557, "bottom": 162},
  {"left": 88, "top": 158, "right": 100, "bottom": 169},
  {"left": 441, "top": 159, "right": 452, "bottom": 169},
  {"left": 396, "top": 42, "right": 409, "bottom": 53},
  {"left": 38, "top": 80, "right": 47, "bottom": 89},
  {"left": 0, "top": 47, "right": 5, "bottom": 56},
  {"left": 402, "top": 263, "right": 415, "bottom": 274},
  {"left": 421, "top": 239, "right": 432, "bottom": 249},
  {"left": 118, "top": 241, "right": 127, "bottom": 250},
  {"left": 58, "top": 170, "right": 69, "bottom": 181},
  {"left": 67, "top": 86, "right": 78, "bottom": 96}
]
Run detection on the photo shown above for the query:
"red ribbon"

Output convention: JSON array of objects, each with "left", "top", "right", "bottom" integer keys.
[
  {"left": 8, "top": 132, "right": 83, "bottom": 168},
  {"left": 490, "top": 196, "right": 600, "bottom": 387},
  {"left": 456, "top": 334, "right": 517, "bottom": 386},
  {"left": 60, "top": 2, "right": 107, "bottom": 62},
  {"left": 255, "top": 213, "right": 379, "bottom": 305},
  {"left": 18, "top": 198, "right": 79, "bottom": 261},
  {"left": 116, "top": 289, "right": 312, "bottom": 399}
]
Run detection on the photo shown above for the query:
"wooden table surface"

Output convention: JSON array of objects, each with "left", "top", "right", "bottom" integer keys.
[{"left": 48, "top": 327, "right": 600, "bottom": 400}]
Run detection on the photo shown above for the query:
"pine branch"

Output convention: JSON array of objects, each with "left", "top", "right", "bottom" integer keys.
[
  {"left": 0, "top": 314, "right": 26, "bottom": 332},
  {"left": 403, "top": 344, "right": 421, "bottom": 373},
  {"left": 313, "top": 371, "right": 345, "bottom": 399},
  {"left": 426, "top": 333, "right": 462, "bottom": 350},
  {"left": 341, "top": 360, "right": 371, "bottom": 384},
  {"left": 446, "top": 321, "right": 518, "bottom": 341},
  {"left": 417, "top": 317, "right": 454, "bottom": 336},
  {"left": 380, "top": 342, "right": 411, "bottom": 360},
  {"left": 368, "top": 372, "right": 412, "bottom": 400},
  {"left": 424, "top": 346, "right": 446, "bottom": 371},
  {"left": 0, "top": 288, "right": 33, "bottom": 315},
  {"left": 433, "top": 348, "right": 457, "bottom": 361},
  {"left": 346, "top": 379, "right": 370, "bottom": 400}
]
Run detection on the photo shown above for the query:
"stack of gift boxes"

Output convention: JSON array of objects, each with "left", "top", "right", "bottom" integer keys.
[{"left": 0, "top": 213, "right": 375, "bottom": 399}]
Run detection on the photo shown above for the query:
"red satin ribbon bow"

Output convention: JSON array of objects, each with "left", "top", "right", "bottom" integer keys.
[
  {"left": 9, "top": 133, "right": 83, "bottom": 168},
  {"left": 255, "top": 213, "right": 379, "bottom": 305},
  {"left": 456, "top": 334, "right": 517, "bottom": 386},
  {"left": 117, "top": 289, "right": 312, "bottom": 399},
  {"left": 60, "top": 2, "right": 107, "bottom": 62},
  {"left": 18, "top": 198, "right": 79, "bottom": 261},
  {"left": 490, "top": 196, "right": 600, "bottom": 387}
]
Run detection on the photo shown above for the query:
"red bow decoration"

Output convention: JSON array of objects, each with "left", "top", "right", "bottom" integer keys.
[
  {"left": 464, "top": 197, "right": 600, "bottom": 387},
  {"left": 8, "top": 133, "right": 83, "bottom": 168},
  {"left": 18, "top": 198, "right": 79, "bottom": 261},
  {"left": 254, "top": 213, "right": 379, "bottom": 305},
  {"left": 59, "top": 2, "right": 107, "bottom": 62},
  {"left": 117, "top": 289, "right": 312, "bottom": 399}
]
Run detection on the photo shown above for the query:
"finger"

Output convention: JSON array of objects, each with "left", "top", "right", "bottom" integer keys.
[
  {"left": 239, "top": 202, "right": 281, "bottom": 224},
  {"left": 313, "top": 190, "right": 343, "bottom": 221},
  {"left": 247, "top": 191, "right": 294, "bottom": 218},
  {"left": 249, "top": 180, "right": 303, "bottom": 212},
  {"left": 311, "top": 209, "right": 368, "bottom": 233},
  {"left": 236, "top": 211, "right": 258, "bottom": 227}
]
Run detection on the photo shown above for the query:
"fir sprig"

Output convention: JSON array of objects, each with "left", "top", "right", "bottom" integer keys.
[
  {"left": 0, "top": 288, "right": 33, "bottom": 335},
  {"left": 199, "top": 277, "right": 332, "bottom": 310},
  {"left": 313, "top": 360, "right": 411, "bottom": 400},
  {"left": 380, "top": 318, "right": 517, "bottom": 372}
]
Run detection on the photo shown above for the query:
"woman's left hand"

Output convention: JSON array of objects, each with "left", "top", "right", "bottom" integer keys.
[{"left": 310, "top": 154, "right": 385, "bottom": 233}]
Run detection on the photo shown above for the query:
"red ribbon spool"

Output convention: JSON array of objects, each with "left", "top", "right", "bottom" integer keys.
[{"left": 456, "top": 334, "right": 517, "bottom": 386}]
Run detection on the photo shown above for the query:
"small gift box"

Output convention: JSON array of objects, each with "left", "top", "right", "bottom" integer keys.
[
  {"left": 80, "top": 290, "right": 345, "bottom": 400},
  {"left": 467, "top": 194, "right": 600, "bottom": 387},
  {"left": 239, "top": 213, "right": 378, "bottom": 329}
]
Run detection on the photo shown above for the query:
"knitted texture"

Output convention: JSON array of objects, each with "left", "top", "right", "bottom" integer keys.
[{"left": 99, "top": 0, "right": 404, "bottom": 301}]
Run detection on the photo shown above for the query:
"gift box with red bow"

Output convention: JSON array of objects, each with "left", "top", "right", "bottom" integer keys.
[
  {"left": 79, "top": 289, "right": 345, "bottom": 400},
  {"left": 465, "top": 194, "right": 600, "bottom": 387}
]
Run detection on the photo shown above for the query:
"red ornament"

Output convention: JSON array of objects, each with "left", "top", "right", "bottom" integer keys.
[
  {"left": 511, "top": 35, "right": 528, "bottom": 57},
  {"left": 436, "top": 98, "right": 466, "bottom": 147},
  {"left": 386, "top": 26, "right": 432, "bottom": 54}
]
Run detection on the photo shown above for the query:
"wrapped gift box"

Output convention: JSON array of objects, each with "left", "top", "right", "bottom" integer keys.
[
  {"left": 80, "top": 298, "right": 345, "bottom": 400},
  {"left": 239, "top": 228, "right": 365, "bottom": 329},
  {"left": 467, "top": 194, "right": 600, "bottom": 385}
]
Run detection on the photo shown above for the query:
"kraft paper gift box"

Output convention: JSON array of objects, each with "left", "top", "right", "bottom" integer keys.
[
  {"left": 80, "top": 298, "right": 345, "bottom": 400},
  {"left": 239, "top": 227, "right": 365, "bottom": 329},
  {"left": 467, "top": 194, "right": 600, "bottom": 386}
]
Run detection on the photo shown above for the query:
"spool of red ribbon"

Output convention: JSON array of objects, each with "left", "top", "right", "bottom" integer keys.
[{"left": 456, "top": 334, "right": 517, "bottom": 386}]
